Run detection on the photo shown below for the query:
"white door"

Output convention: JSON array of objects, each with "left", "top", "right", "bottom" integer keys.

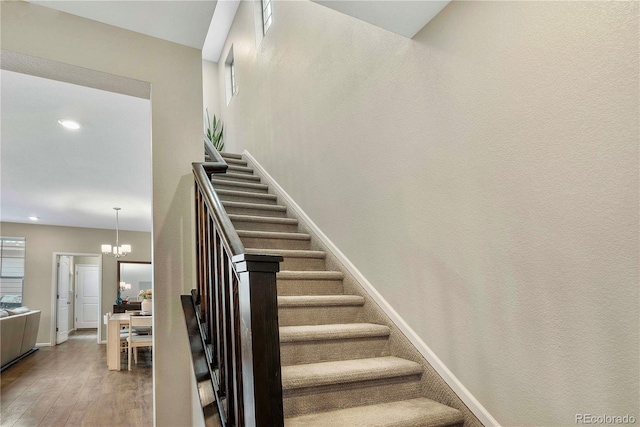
[
  {"left": 56, "top": 255, "right": 71, "bottom": 344},
  {"left": 75, "top": 265, "right": 99, "bottom": 329}
]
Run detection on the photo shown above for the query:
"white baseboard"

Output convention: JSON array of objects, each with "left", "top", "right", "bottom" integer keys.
[
  {"left": 36, "top": 342, "right": 52, "bottom": 347},
  {"left": 243, "top": 150, "right": 500, "bottom": 427}
]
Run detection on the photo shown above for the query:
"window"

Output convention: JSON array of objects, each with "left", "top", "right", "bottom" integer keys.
[
  {"left": 262, "top": 0, "right": 273, "bottom": 35},
  {"left": 253, "top": 0, "right": 273, "bottom": 46},
  {"left": 225, "top": 47, "right": 236, "bottom": 105},
  {"left": 230, "top": 61, "right": 237, "bottom": 96},
  {"left": 0, "top": 237, "right": 25, "bottom": 308}
]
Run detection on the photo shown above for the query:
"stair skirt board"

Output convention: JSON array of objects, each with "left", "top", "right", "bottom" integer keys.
[{"left": 238, "top": 151, "right": 493, "bottom": 427}]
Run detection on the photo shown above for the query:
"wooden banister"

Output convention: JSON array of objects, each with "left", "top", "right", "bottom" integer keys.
[{"left": 184, "top": 149, "right": 284, "bottom": 427}]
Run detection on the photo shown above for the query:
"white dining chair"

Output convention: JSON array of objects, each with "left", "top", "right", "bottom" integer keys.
[{"left": 127, "top": 315, "right": 153, "bottom": 370}]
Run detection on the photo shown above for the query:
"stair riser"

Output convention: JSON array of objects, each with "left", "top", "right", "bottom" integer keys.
[
  {"left": 240, "top": 237, "right": 311, "bottom": 250},
  {"left": 213, "top": 173, "right": 261, "bottom": 183},
  {"left": 212, "top": 182, "right": 269, "bottom": 193},
  {"left": 277, "top": 279, "right": 344, "bottom": 296},
  {"left": 232, "top": 220, "right": 299, "bottom": 233},
  {"left": 227, "top": 166, "right": 254, "bottom": 175},
  {"left": 224, "top": 206, "right": 288, "bottom": 218},
  {"left": 218, "top": 193, "right": 278, "bottom": 205},
  {"left": 280, "top": 337, "right": 390, "bottom": 366},
  {"left": 283, "top": 375, "right": 423, "bottom": 417},
  {"left": 278, "top": 306, "right": 364, "bottom": 326},
  {"left": 279, "top": 257, "right": 326, "bottom": 271},
  {"left": 224, "top": 158, "right": 247, "bottom": 166},
  {"left": 220, "top": 153, "right": 243, "bottom": 160}
]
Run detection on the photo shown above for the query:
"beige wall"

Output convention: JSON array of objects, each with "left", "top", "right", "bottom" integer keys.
[
  {"left": 213, "top": 1, "right": 639, "bottom": 425},
  {"left": 1, "top": 2, "right": 203, "bottom": 425},
  {"left": 0, "top": 223, "right": 150, "bottom": 343}
]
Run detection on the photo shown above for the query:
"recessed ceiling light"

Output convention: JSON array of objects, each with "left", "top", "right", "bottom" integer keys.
[
  {"left": 29, "top": 216, "right": 39, "bottom": 221},
  {"left": 58, "top": 119, "right": 80, "bottom": 130}
]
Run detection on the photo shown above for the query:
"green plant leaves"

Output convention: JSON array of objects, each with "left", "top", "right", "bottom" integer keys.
[{"left": 204, "top": 108, "right": 224, "bottom": 151}]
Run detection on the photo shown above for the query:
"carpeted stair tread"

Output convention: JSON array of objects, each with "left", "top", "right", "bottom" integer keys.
[
  {"left": 227, "top": 164, "right": 254, "bottom": 174},
  {"left": 222, "top": 201, "right": 287, "bottom": 212},
  {"left": 284, "top": 398, "right": 464, "bottom": 427},
  {"left": 282, "top": 356, "right": 422, "bottom": 390},
  {"left": 207, "top": 150, "right": 469, "bottom": 426},
  {"left": 211, "top": 179, "right": 269, "bottom": 192},
  {"left": 246, "top": 248, "right": 325, "bottom": 259},
  {"left": 280, "top": 323, "right": 390, "bottom": 343},
  {"left": 237, "top": 230, "right": 311, "bottom": 240},
  {"left": 277, "top": 270, "right": 343, "bottom": 280},
  {"left": 278, "top": 295, "right": 364, "bottom": 307},
  {"left": 229, "top": 214, "right": 298, "bottom": 225},
  {"left": 223, "top": 157, "right": 247, "bottom": 166},
  {"left": 216, "top": 188, "right": 277, "bottom": 201},
  {"left": 213, "top": 172, "right": 261, "bottom": 182}
]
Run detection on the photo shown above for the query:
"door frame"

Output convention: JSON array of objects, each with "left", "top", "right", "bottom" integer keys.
[{"left": 50, "top": 252, "right": 102, "bottom": 345}]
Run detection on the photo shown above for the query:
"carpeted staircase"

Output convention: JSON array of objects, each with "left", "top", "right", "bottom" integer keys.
[{"left": 211, "top": 152, "right": 472, "bottom": 427}]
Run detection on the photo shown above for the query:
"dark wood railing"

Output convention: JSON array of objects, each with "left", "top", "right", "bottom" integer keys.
[{"left": 182, "top": 144, "right": 284, "bottom": 427}]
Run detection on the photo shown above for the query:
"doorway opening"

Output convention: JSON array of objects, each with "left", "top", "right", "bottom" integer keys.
[{"left": 52, "top": 252, "right": 102, "bottom": 345}]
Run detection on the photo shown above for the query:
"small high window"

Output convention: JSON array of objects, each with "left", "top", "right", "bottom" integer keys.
[
  {"left": 225, "top": 47, "right": 236, "bottom": 105},
  {"left": 262, "top": 0, "right": 273, "bottom": 35},
  {"left": 230, "top": 61, "right": 237, "bottom": 96}
]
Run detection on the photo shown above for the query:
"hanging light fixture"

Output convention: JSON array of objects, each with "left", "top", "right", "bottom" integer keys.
[{"left": 101, "top": 207, "right": 131, "bottom": 258}]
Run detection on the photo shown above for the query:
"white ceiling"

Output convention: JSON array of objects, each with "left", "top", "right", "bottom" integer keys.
[
  {"left": 28, "top": 0, "right": 238, "bottom": 62},
  {"left": 0, "top": 70, "right": 152, "bottom": 232},
  {"left": 311, "top": 0, "right": 450, "bottom": 38},
  {"left": 30, "top": 0, "right": 218, "bottom": 50}
]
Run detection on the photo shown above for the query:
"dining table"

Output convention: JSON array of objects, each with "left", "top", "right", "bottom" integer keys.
[{"left": 107, "top": 312, "right": 152, "bottom": 371}]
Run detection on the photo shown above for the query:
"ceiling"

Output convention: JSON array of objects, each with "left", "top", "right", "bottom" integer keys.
[
  {"left": 28, "top": 0, "right": 239, "bottom": 63},
  {"left": 0, "top": 69, "right": 152, "bottom": 232},
  {"left": 311, "top": 1, "right": 450, "bottom": 38}
]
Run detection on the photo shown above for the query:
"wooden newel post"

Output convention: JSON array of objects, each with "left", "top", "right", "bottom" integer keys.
[{"left": 233, "top": 253, "right": 284, "bottom": 427}]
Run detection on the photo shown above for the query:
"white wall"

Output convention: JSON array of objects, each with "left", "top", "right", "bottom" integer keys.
[
  {"left": 1, "top": 2, "right": 203, "bottom": 425},
  {"left": 210, "top": 1, "right": 639, "bottom": 425}
]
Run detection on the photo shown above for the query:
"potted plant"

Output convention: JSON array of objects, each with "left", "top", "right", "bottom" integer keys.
[{"left": 205, "top": 108, "right": 224, "bottom": 152}]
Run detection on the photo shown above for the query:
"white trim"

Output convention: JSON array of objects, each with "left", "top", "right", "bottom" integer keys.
[
  {"left": 36, "top": 342, "right": 53, "bottom": 347},
  {"left": 243, "top": 150, "right": 501, "bottom": 427}
]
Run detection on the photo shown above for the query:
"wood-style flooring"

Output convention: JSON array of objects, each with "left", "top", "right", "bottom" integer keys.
[{"left": 1, "top": 330, "right": 152, "bottom": 427}]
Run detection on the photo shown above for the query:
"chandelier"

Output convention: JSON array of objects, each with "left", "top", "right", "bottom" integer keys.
[{"left": 101, "top": 207, "right": 131, "bottom": 258}]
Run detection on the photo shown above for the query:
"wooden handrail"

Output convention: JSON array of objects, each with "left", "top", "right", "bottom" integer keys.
[
  {"left": 192, "top": 162, "right": 244, "bottom": 255},
  {"left": 204, "top": 137, "right": 225, "bottom": 164},
  {"left": 184, "top": 147, "right": 284, "bottom": 427}
]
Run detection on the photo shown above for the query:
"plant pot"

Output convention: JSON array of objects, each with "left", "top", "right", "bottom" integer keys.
[{"left": 141, "top": 299, "right": 152, "bottom": 314}]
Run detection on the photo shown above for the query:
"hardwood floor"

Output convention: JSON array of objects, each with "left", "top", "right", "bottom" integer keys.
[{"left": 1, "top": 330, "right": 152, "bottom": 427}]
